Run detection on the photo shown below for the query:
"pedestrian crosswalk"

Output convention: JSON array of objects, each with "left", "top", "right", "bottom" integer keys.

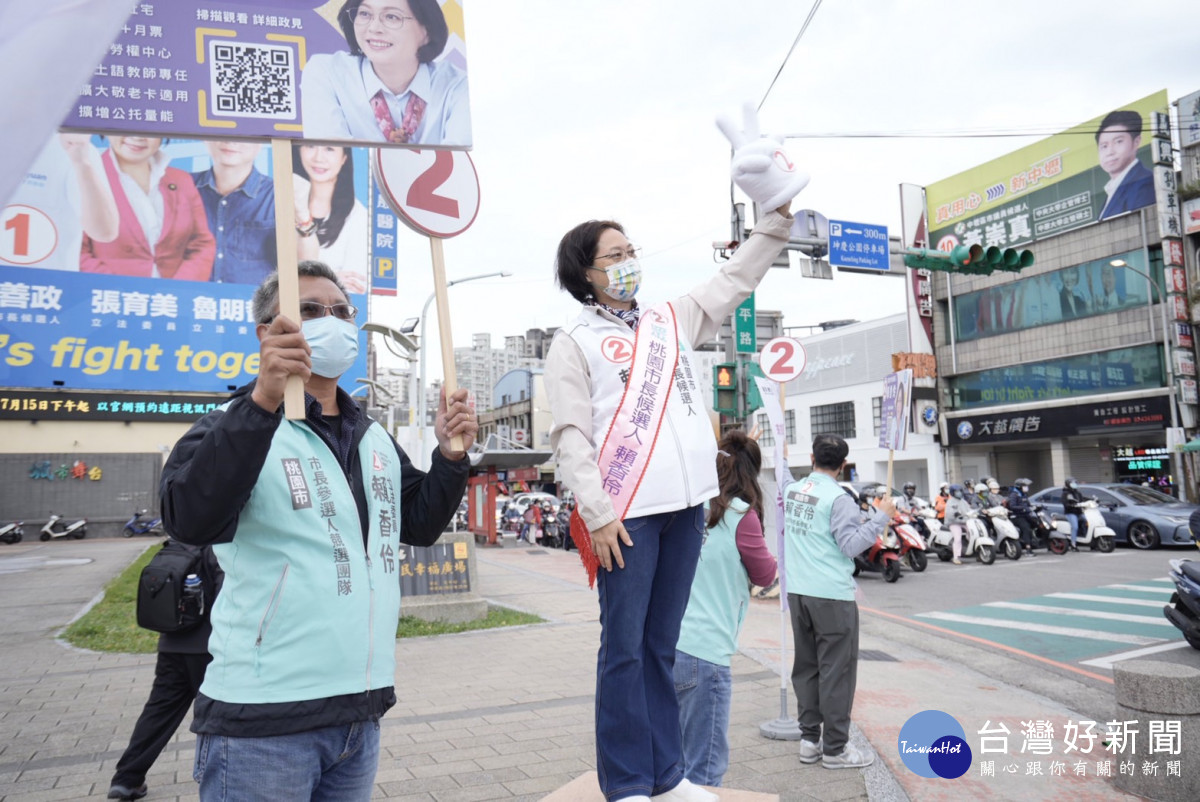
[{"left": 914, "top": 577, "right": 1181, "bottom": 663}]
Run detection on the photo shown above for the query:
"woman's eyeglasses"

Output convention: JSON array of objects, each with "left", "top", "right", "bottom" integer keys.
[
  {"left": 349, "top": 8, "right": 415, "bottom": 30},
  {"left": 593, "top": 247, "right": 641, "bottom": 266}
]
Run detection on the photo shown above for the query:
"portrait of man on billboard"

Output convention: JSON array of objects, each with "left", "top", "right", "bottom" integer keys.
[{"left": 1096, "top": 109, "right": 1155, "bottom": 221}]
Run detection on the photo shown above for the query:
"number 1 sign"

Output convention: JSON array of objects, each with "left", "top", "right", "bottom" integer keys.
[{"left": 374, "top": 148, "right": 482, "bottom": 453}]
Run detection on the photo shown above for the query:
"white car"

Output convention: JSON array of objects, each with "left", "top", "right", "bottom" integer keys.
[{"left": 511, "top": 492, "right": 560, "bottom": 516}]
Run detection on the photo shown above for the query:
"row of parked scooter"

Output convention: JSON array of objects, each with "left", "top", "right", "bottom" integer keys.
[
  {"left": 849, "top": 486, "right": 1117, "bottom": 583},
  {"left": 0, "top": 510, "right": 163, "bottom": 544}
]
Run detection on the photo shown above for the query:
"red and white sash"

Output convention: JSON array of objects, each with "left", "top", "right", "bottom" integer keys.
[{"left": 570, "top": 302, "right": 680, "bottom": 586}]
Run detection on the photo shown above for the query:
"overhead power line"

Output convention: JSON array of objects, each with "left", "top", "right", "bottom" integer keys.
[
  {"left": 758, "top": 0, "right": 823, "bottom": 112},
  {"left": 780, "top": 126, "right": 1164, "bottom": 141}
]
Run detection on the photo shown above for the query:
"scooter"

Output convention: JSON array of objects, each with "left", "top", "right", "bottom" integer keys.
[
  {"left": 853, "top": 527, "right": 903, "bottom": 583},
  {"left": 541, "top": 509, "right": 563, "bottom": 549},
  {"left": 1163, "top": 524, "right": 1200, "bottom": 649},
  {"left": 1032, "top": 507, "right": 1072, "bottom": 554},
  {"left": 122, "top": 510, "right": 163, "bottom": 537},
  {"left": 1164, "top": 558, "right": 1200, "bottom": 650},
  {"left": 39, "top": 513, "right": 87, "bottom": 540},
  {"left": 909, "top": 502, "right": 942, "bottom": 550},
  {"left": 892, "top": 513, "right": 928, "bottom": 572},
  {"left": 984, "top": 506, "right": 1023, "bottom": 560},
  {"left": 929, "top": 509, "right": 996, "bottom": 565},
  {"left": 0, "top": 520, "right": 23, "bottom": 544},
  {"left": 1057, "top": 499, "right": 1116, "bottom": 553}
]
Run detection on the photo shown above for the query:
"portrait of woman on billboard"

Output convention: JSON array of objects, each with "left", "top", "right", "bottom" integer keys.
[
  {"left": 80, "top": 136, "right": 215, "bottom": 280},
  {"left": 300, "top": 0, "right": 471, "bottom": 146},
  {"left": 292, "top": 143, "right": 369, "bottom": 294}
]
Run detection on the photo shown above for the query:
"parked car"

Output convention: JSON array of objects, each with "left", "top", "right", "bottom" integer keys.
[
  {"left": 511, "top": 492, "right": 560, "bottom": 516},
  {"left": 1029, "top": 483, "right": 1197, "bottom": 549}
]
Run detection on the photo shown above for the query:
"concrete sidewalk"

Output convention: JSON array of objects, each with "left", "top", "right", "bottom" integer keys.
[{"left": 0, "top": 536, "right": 1141, "bottom": 801}]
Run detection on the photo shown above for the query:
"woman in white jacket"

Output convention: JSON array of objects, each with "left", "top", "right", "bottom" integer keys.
[{"left": 544, "top": 107, "right": 807, "bottom": 802}]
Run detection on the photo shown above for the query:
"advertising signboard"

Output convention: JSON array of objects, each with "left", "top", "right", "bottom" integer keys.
[
  {"left": 58, "top": 1, "right": 472, "bottom": 148},
  {"left": 947, "top": 395, "right": 1170, "bottom": 446},
  {"left": 1179, "top": 89, "right": 1200, "bottom": 149},
  {"left": 370, "top": 182, "right": 399, "bottom": 296},
  {"left": 0, "top": 134, "right": 368, "bottom": 393},
  {"left": 878, "top": 369, "right": 913, "bottom": 451},
  {"left": 926, "top": 91, "right": 1167, "bottom": 251}
]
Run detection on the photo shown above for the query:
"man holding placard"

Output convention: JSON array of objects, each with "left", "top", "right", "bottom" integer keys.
[{"left": 159, "top": 261, "right": 477, "bottom": 800}]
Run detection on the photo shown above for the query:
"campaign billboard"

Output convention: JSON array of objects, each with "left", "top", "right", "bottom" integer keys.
[
  {"left": 878, "top": 369, "right": 913, "bottom": 451},
  {"left": 59, "top": 1, "right": 472, "bottom": 148},
  {"left": 0, "top": 133, "right": 368, "bottom": 394},
  {"left": 926, "top": 91, "right": 1167, "bottom": 252}
]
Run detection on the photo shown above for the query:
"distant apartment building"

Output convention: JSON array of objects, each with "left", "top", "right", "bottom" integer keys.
[{"left": 454, "top": 329, "right": 557, "bottom": 412}]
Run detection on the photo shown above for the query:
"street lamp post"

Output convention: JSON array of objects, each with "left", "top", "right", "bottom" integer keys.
[
  {"left": 361, "top": 321, "right": 419, "bottom": 444},
  {"left": 1110, "top": 258, "right": 1185, "bottom": 498},
  {"left": 416, "top": 271, "right": 512, "bottom": 468}
]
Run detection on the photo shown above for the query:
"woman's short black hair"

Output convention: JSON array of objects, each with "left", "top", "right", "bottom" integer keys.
[
  {"left": 556, "top": 219, "right": 623, "bottom": 304},
  {"left": 338, "top": 0, "right": 449, "bottom": 63}
]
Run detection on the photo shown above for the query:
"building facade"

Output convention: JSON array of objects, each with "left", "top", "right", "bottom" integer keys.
[
  {"left": 754, "top": 314, "right": 944, "bottom": 496},
  {"left": 453, "top": 331, "right": 553, "bottom": 413}
]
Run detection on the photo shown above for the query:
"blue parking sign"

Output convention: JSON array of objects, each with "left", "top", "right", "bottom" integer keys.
[{"left": 828, "top": 219, "right": 890, "bottom": 271}]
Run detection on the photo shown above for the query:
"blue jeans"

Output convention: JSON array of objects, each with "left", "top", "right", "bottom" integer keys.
[
  {"left": 595, "top": 505, "right": 705, "bottom": 801},
  {"left": 673, "top": 651, "right": 732, "bottom": 787},
  {"left": 1066, "top": 513, "right": 1080, "bottom": 546},
  {"left": 194, "top": 721, "right": 380, "bottom": 801}
]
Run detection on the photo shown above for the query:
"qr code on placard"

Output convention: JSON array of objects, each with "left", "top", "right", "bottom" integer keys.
[{"left": 208, "top": 40, "right": 296, "bottom": 119}]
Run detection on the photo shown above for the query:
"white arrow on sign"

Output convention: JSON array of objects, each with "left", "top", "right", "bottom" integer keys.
[{"left": 759, "top": 336, "right": 806, "bottom": 382}]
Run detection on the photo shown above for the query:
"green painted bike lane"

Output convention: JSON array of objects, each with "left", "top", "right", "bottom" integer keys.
[{"left": 914, "top": 578, "right": 1179, "bottom": 663}]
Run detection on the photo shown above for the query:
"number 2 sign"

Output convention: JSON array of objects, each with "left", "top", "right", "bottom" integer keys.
[
  {"left": 760, "top": 336, "right": 806, "bottom": 382},
  {"left": 374, "top": 149, "right": 480, "bottom": 239}
]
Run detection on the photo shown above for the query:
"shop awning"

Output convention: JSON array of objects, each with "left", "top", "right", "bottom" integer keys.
[{"left": 468, "top": 433, "right": 553, "bottom": 470}]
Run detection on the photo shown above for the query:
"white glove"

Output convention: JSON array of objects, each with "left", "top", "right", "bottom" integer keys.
[{"left": 716, "top": 102, "right": 809, "bottom": 210}]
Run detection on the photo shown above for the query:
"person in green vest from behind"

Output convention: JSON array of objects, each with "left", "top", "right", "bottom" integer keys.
[
  {"left": 784, "top": 434, "right": 894, "bottom": 770},
  {"left": 674, "top": 429, "right": 777, "bottom": 787}
]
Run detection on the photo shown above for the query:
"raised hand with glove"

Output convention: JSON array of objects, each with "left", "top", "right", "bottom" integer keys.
[{"left": 717, "top": 102, "right": 809, "bottom": 214}]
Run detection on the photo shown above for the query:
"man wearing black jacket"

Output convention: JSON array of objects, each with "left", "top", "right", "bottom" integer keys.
[
  {"left": 1062, "top": 477, "right": 1085, "bottom": 552},
  {"left": 160, "top": 261, "right": 476, "bottom": 801},
  {"left": 108, "top": 544, "right": 222, "bottom": 801},
  {"left": 1007, "top": 478, "right": 1039, "bottom": 556}
]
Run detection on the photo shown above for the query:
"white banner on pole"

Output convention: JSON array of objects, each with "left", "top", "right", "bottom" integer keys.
[{"left": 755, "top": 376, "right": 790, "bottom": 600}]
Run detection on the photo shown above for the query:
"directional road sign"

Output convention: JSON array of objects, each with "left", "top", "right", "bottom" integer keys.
[{"left": 828, "top": 219, "right": 890, "bottom": 271}]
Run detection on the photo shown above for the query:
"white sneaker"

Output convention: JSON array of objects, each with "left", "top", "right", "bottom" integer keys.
[
  {"left": 651, "top": 778, "right": 718, "bottom": 802},
  {"left": 822, "top": 741, "right": 875, "bottom": 769},
  {"left": 798, "top": 738, "right": 823, "bottom": 764},
  {"left": 621, "top": 797, "right": 651, "bottom": 802}
]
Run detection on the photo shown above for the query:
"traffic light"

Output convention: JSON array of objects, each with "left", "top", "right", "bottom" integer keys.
[
  {"left": 713, "top": 363, "right": 739, "bottom": 415},
  {"left": 903, "top": 245, "right": 1034, "bottom": 276}
]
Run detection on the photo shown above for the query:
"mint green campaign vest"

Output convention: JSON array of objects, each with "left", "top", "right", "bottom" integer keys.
[
  {"left": 202, "top": 414, "right": 404, "bottom": 705},
  {"left": 676, "top": 499, "right": 751, "bottom": 667},
  {"left": 784, "top": 472, "right": 856, "bottom": 601}
]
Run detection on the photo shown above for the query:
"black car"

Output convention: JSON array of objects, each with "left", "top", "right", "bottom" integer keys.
[{"left": 1029, "top": 483, "right": 1197, "bottom": 549}]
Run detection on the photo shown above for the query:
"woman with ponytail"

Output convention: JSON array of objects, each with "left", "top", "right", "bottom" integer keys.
[{"left": 672, "top": 429, "right": 778, "bottom": 787}]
